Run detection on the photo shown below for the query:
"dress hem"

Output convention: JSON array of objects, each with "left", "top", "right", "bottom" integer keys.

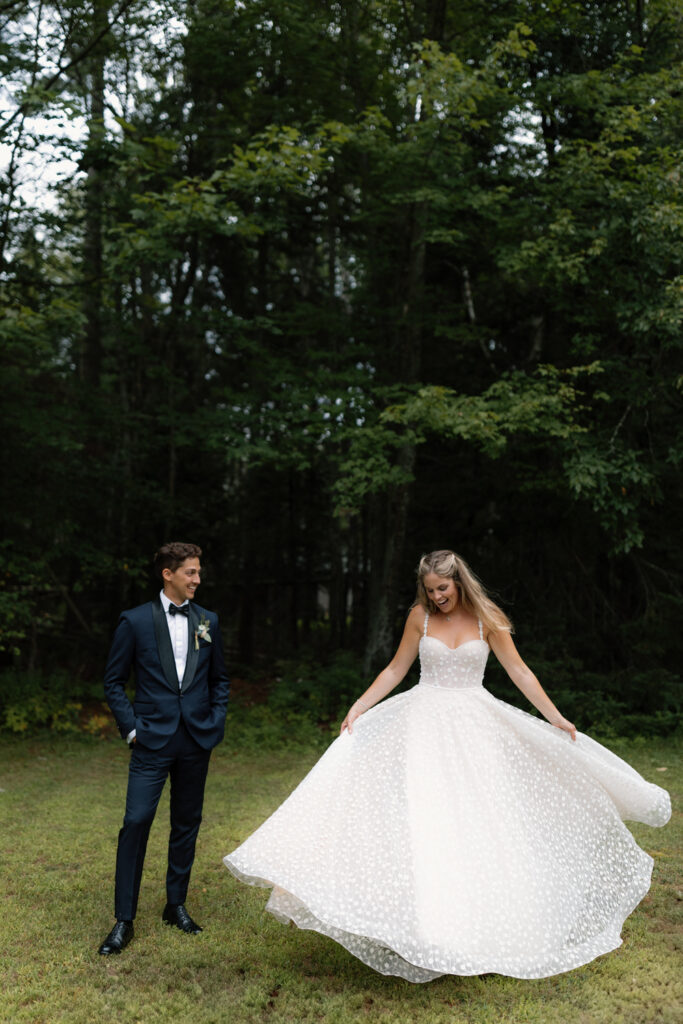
[{"left": 223, "top": 854, "right": 653, "bottom": 982}]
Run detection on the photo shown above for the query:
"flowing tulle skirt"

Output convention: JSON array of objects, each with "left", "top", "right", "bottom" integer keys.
[{"left": 224, "top": 685, "right": 671, "bottom": 981}]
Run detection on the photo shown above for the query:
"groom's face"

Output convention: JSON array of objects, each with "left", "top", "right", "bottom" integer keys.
[{"left": 162, "top": 557, "right": 201, "bottom": 606}]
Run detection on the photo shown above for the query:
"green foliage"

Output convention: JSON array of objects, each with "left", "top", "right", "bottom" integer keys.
[
  {"left": 333, "top": 419, "right": 421, "bottom": 512},
  {"left": 487, "top": 656, "right": 683, "bottom": 740},
  {"left": 565, "top": 440, "right": 659, "bottom": 553},
  {"left": 0, "top": 546, "right": 63, "bottom": 657},
  {"left": 1, "top": 0, "right": 681, "bottom": 722},
  {"left": 224, "top": 704, "right": 326, "bottom": 753},
  {"left": 267, "top": 650, "right": 363, "bottom": 723},
  {"left": 0, "top": 670, "right": 90, "bottom": 733},
  {"left": 384, "top": 365, "right": 596, "bottom": 452}
]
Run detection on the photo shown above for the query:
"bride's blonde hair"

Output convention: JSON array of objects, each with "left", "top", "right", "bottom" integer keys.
[{"left": 415, "top": 549, "right": 513, "bottom": 634}]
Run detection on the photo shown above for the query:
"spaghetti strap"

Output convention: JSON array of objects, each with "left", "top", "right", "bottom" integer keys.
[
  {"left": 423, "top": 612, "right": 429, "bottom": 637},
  {"left": 478, "top": 618, "right": 483, "bottom": 641}
]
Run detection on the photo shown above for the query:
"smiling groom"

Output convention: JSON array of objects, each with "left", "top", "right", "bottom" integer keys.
[{"left": 98, "top": 542, "right": 230, "bottom": 955}]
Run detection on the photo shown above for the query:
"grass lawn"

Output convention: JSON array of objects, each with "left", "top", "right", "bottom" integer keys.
[{"left": 0, "top": 731, "right": 680, "bottom": 1024}]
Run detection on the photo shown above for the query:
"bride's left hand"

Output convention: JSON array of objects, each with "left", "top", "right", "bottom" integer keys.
[{"left": 549, "top": 714, "right": 577, "bottom": 741}]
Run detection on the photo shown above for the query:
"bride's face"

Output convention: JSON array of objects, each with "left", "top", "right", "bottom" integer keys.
[{"left": 423, "top": 573, "right": 459, "bottom": 615}]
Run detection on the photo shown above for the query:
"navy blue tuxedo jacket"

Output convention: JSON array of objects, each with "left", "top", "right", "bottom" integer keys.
[{"left": 104, "top": 598, "right": 230, "bottom": 751}]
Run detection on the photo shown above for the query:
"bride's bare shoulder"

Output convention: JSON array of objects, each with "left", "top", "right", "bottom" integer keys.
[{"left": 406, "top": 604, "right": 427, "bottom": 631}]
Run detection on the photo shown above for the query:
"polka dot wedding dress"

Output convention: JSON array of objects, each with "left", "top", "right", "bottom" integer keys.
[{"left": 224, "top": 615, "right": 671, "bottom": 981}]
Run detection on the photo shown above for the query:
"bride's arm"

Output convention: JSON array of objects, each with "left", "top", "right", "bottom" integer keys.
[
  {"left": 488, "top": 630, "right": 577, "bottom": 741},
  {"left": 340, "top": 605, "right": 423, "bottom": 735}
]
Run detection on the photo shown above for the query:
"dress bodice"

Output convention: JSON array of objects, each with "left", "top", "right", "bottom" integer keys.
[{"left": 419, "top": 614, "right": 489, "bottom": 690}]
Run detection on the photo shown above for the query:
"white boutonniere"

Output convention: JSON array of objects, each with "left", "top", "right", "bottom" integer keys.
[{"left": 194, "top": 615, "right": 212, "bottom": 650}]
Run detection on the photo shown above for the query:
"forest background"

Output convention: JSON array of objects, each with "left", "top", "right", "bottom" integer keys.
[{"left": 1, "top": 0, "right": 682, "bottom": 740}]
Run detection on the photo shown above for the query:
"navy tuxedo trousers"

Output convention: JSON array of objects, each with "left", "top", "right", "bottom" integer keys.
[{"left": 115, "top": 720, "right": 211, "bottom": 920}]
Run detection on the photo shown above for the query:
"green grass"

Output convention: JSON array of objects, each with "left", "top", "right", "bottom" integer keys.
[{"left": 0, "top": 732, "right": 680, "bottom": 1024}]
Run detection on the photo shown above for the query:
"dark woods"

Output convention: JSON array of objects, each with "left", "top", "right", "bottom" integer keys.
[{"left": 1, "top": 1, "right": 681, "bottom": 734}]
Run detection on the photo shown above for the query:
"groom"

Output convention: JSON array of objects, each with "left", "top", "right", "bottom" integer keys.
[{"left": 98, "top": 542, "right": 230, "bottom": 955}]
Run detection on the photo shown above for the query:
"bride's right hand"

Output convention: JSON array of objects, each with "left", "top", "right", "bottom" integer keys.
[{"left": 340, "top": 703, "right": 364, "bottom": 735}]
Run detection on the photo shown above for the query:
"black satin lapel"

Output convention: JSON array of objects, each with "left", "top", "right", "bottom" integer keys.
[
  {"left": 152, "top": 599, "right": 179, "bottom": 691},
  {"left": 181, "top": 604, "right": 200, "bottom": 693}
]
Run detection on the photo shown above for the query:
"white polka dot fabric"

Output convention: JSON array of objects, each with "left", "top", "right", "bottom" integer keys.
[{"left": 224, "top": 631, "right": 671, "bottom": 981}]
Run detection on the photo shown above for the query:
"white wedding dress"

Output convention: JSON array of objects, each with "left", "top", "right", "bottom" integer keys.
[{"left": 223, "top": 615, "right": 671, "bottom": 981}]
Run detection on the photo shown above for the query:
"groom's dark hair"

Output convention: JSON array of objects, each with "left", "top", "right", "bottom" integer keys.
[{"left": 154, "top": 542, "right": 202, "bottom": 580}]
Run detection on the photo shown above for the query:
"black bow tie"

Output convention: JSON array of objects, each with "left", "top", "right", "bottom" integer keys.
[{"left": 168, "top": 603, "right": 189, "bottom": 617}]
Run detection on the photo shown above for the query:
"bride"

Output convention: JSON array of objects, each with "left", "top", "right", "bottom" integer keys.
[{"left": 223, "top": 549, "right": 671, "bottom": 981}]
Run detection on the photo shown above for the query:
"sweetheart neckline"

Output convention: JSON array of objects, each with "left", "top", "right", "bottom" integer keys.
[{"left": 421, "top": 636, "right": 489, "bottom": 654}]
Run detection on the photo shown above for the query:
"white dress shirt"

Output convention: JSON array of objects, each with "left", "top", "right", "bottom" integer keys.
[
  {"left": 160, "top": 589, "right": 190, "bottom": 687},
  {"left": 126, "top": 591, "right": 190, "bottom": 745}
]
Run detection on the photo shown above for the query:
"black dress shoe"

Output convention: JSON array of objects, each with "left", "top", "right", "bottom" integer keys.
[
  {"left": 162, "top": 903, "right": 203, "bottom": 934},
  {"left": 98, "top": 920, "right": 134, "bottom": 955}
]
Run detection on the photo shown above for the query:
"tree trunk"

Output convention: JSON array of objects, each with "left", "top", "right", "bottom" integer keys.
[
  {"left": 362, "top": 192, "right": 426, "bottom": 672},
  {"left": 362, "top": 443, "right": 417, "bottom": 674},
  {"left": 81, "top": 1, "right": 108, "bottom": 388},
  {"left": 358, "top": 0, "right": 449, "bottom": 670}
]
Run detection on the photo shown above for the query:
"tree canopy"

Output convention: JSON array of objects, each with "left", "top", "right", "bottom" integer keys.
[{"left": 1, "top": 0, "right": 681, "bottom": 730}]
